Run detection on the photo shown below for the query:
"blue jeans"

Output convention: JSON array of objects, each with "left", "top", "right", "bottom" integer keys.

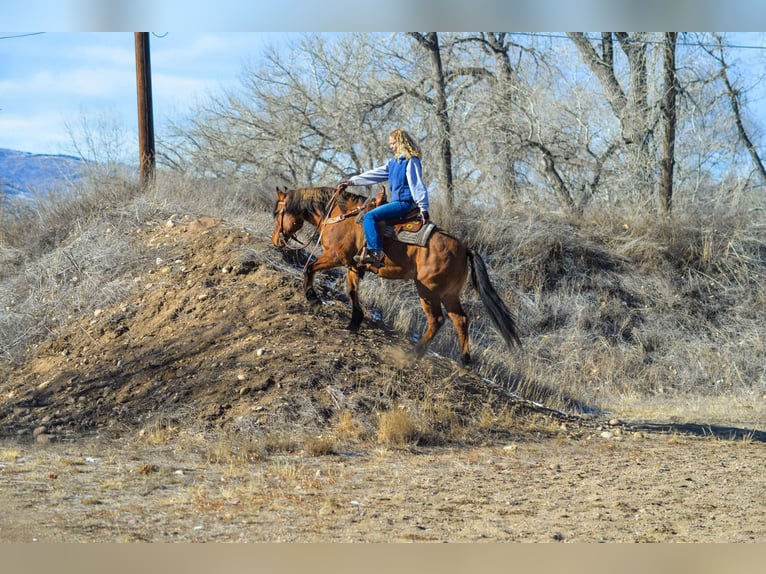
[{"left": 363, "top": 200, "right": 415, "bottom": 251}]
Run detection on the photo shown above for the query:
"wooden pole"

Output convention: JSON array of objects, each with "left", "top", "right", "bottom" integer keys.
[{"left": 135, "top": 32, "right": 155, "bottom": 186}]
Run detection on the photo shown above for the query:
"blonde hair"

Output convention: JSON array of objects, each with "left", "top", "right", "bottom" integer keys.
[{"left": 390, "top": 128, "right": 421, "bottom": 159}]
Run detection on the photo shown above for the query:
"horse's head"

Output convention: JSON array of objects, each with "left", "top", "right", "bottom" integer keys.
[{"left": 271, "top": 187, "right": 305, "bottom": 247}]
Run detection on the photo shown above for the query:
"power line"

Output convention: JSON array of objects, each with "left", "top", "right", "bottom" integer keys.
[
  {"left": 0, "top": 32, "right": 45, "bottom": 40},
  {"left": 2, "top": 30, "right": 765, "bottom": 52},
  {"left": 512, "top": 32, "right": 766, "bottom": 51}
]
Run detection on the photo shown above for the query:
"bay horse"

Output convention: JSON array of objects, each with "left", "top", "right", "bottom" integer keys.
[{"left": 271, "top": 186, "right": 520, "bottom": 365}]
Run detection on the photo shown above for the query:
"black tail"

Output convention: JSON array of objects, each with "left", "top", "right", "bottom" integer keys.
[{"left": 467, "top": 250, "right": 521, "bottom": 348}]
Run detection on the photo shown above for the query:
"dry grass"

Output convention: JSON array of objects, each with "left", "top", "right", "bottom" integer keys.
[
  {"left": 377, "top": 408, "right": 419, "bottom": 447},
  {"left": 0, "top": 170, "right": 274, "bottom": 369},
  {"left": 361, "top": 202, "right": 766, "bottom": 425},
  {"left": 0, "top": 448, "right": 22, "bottom": 461},
  {"left": 304, "top": 436, "right": 337, "bottom": 456},
  {"left": 334, "top": 410, "right": 367, "bottom": 441}
]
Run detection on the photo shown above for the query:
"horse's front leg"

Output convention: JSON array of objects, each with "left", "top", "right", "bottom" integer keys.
[
  {"left": 303, "top": 251, "right": 342, "bottom": 305},
  {"left": 303, "top": 264, "right": 320, "bottom": 305}
]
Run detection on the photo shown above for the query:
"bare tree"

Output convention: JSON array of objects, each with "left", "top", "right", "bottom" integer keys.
[
  {"left": 160, "top": 34, "right": 393, "bottom": 185},
  {"left": 706, "top": 34, "right": 766, "bottom": 186},
  {"left": 408, "top": 33, "right": 455, "bottom": 210},
  {"left": 158, "top": 31, "right": 766, "bottom": 217},
  {"left": 568, "top": 33, "right": 656, "bottom": 201}
]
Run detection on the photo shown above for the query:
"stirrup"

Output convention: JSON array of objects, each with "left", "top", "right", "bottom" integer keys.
[{"left": 353, "top": 247, "right": 385, "bottom": 268}]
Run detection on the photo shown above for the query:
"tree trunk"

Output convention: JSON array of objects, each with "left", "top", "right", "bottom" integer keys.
[
  {"left": 410, "top": 33, "right": 454, "bottom": 210},
  {"left": 484, "top": 33, "right": 521, "bottom": 203},
  {"left": 660, "top": 33, "right": 677, "bottom": 215}
]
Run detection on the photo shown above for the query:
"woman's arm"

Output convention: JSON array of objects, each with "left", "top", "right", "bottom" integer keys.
[
  {"left": 406, "top": 157, "right": 429, "bottom": 211},
  {"left": 348, "top": 163, "right": 389, "bottom": 186}
]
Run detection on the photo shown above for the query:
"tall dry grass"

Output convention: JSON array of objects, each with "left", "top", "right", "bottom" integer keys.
[{"left": 361, "top": 201, "right": 766, "bottom": 422}]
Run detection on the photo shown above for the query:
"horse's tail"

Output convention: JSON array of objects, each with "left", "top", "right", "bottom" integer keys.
[{"left": 467, "top": 249, "right": 522, "bottom": 349}]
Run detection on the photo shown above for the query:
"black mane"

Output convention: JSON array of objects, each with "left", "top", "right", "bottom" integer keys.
[{"left": 285, "top": 187, "right": 367, "bottom": 218}]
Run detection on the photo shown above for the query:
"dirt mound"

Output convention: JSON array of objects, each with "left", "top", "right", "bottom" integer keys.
[{"left": 1, "top": 217, "right": 565, "bottom": 444}]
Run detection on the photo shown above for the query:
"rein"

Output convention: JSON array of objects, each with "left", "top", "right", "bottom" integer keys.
[{"left": 299, "top": 185, "right": 347, "bottom": 272}]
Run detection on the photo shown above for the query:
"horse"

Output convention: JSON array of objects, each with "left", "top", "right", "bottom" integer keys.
[{"left": 271, "top": 185, "right": 520, "bottom": 366}]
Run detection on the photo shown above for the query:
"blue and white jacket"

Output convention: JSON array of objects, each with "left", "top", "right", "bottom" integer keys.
[{"left": 348, "top": 155, "right": 429, "bottom": 211}]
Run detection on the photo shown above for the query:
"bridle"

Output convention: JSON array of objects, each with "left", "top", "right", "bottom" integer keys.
[{"left": 274, "top": 199, "right": 317, "bottom": 251}]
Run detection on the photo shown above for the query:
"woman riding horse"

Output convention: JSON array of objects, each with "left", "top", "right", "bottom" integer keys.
[{"left": 339, "top": 128, "right": 430, "bottom": 268}]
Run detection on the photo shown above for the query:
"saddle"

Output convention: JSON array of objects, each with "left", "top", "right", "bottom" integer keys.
[
  {"left": 382, "top": 209, "right": 436, "bottom": 247},
  {"left": 355, "top": 189, "right": 436, "bottom": 247}
]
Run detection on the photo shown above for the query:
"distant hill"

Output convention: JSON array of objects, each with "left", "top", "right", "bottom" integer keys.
[{"left": 0, "top": 148, "right": 86, "bottom": 198}]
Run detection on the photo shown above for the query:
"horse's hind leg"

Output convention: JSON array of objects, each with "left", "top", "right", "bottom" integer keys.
[
  {"left": 414, "top": 283, "right": 445, "bottom": 358},
  {"left": 443, "top": 294, "right": 471, "bottom": 366},
  {"left": 346, "top": 267, "right": 364, "bottom": 332}
]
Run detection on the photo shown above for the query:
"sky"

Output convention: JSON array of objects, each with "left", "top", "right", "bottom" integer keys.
[
  {"left": 0, "top": 32, "right": 290, "bottom": 158},
  {"left": 4, "top": 31, "right": 766, "bottom": 158}
]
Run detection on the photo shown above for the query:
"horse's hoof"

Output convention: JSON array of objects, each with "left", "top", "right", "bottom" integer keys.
[
  {"left": 305, "top": 289, "right": 320, "bottom": 306},
  {"left": 460, "top": 353, "right": 472, "bottom": 367},
  {"left": 346, "top": 322, "right": 361, "bottom": 333}
]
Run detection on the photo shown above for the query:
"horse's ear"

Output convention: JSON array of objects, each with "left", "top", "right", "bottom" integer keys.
[{"left": 276, "top": 186, "right": 285, "bottom": 200}]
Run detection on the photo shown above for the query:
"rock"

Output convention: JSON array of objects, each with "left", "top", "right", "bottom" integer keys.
[
  {"left": 35, "top": 433, "right": 53, "bottom": 444},
  {"left": 33, "top": 425, "right": 47, "bottom": 437}
]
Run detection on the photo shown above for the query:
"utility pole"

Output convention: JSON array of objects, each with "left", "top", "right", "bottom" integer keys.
[{"left": 135, "top": 32, "right": 155, "bottom": 186}]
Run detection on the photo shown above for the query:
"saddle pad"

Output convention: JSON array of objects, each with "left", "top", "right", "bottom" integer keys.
[{"left": 384, "top": 221, "right": 437, "bottom": 247}]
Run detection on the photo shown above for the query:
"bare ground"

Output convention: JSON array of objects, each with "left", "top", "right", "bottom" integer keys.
[{"left": 1, "top": 217, "right": 765, "bottom": 542}]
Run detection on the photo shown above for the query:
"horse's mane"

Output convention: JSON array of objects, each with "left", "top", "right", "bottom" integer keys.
[{"left": 286, "top": 186, "right": 367, "bottom": 217}]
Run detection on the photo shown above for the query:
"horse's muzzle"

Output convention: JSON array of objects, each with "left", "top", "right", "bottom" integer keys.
[{"left": 272, "top": 230, "right": 288, "bottom": 248}]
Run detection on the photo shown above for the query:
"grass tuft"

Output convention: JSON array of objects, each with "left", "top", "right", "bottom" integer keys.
[{"left": 377, "top": 408, "right": 419, "bottom": 447}]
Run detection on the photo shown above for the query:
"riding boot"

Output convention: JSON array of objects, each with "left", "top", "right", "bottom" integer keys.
[{"left": 353, "top": 247, "right": 385, "bottom": 267}]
